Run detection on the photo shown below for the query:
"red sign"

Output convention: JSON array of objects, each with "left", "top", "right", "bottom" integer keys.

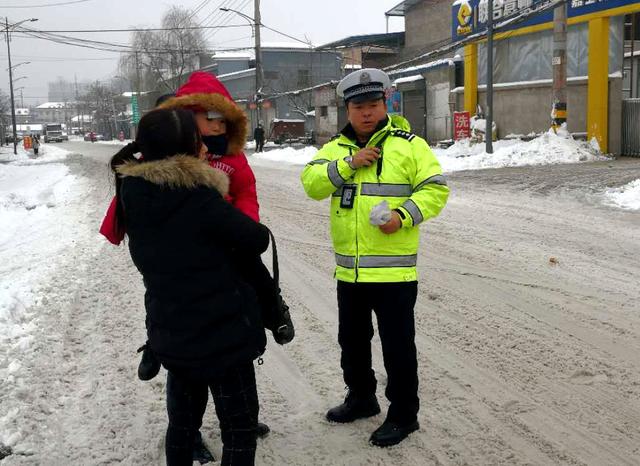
[
  {"left": 248, "top": 102, "right": 257, "bottom": 110},
  {"left": 262, "top": 100, "right": 272, "bottom": 109},
  {"left": 453, "top": 111, "right": 471, "bottom": 140}
]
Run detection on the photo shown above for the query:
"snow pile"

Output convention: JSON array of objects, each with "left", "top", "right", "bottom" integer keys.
[
  {"left": 245, "top": 140, "right": 277, "bottom": 151},
  {"left": 603, "top": 179, "right": 640, "bottom": 211},
  {"left": 434, "top": 129, "right": 607, "bottom": 173},
  {"left": 251, "top": 146, "right": 318, "bottom": 165},
  {"left": 96, "top": 139, "right": 131, "bottom": 146},
  {"left": 0, "top": 144, "right": 89, "bottom": 447}
]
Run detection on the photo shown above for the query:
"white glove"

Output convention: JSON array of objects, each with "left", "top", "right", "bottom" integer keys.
[{"left": 369, "top": 200, "right": 392, "bottom": 226}]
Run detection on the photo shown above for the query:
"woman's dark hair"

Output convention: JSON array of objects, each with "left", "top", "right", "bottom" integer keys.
[{"left": 109, "top": 108, "right": 202, "bottom": 229}]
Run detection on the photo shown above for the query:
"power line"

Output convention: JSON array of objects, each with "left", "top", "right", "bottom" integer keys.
[
  {"left": 0, "top": 0, "right": 93, "bottom": 7},
  {"left": 18, "top": 24, "right": 250, "bottom": 33}
]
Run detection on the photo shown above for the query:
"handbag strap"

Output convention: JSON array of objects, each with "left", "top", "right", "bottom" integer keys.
[{"left": 267, "top": 228, "right": 280, "bottom": 292}]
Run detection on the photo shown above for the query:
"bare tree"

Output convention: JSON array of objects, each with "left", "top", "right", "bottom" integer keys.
[
  {"left": 0, "top": 90, "right": 10, "bottom": 143},
  {"left": 119, "top": 6, "right": 206, "bottom": 94}
]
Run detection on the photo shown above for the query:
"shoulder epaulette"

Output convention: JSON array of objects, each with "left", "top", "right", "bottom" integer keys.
[
  {"left": 329, "top": 133, "right": 341, "bottom": 142},
  {"left": 391, "top": 130, "right": 416, "bottom": 142}
]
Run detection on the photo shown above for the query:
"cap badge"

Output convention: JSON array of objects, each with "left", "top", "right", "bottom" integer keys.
[{"left": 359, "top": 72, "right": 371, "bottom": 85}]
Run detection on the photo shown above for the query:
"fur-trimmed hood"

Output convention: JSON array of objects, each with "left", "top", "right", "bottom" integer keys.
[
  {"left": 116, "top": 155, "right": 229, "bottom": 196},
  {"left": 157, "top": 72, "right": 248, "bottom": 156}
]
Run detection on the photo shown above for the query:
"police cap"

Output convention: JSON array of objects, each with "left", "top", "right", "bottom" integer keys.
[{"left": 337, "top": 68, "right": 391, "bottom": 104}]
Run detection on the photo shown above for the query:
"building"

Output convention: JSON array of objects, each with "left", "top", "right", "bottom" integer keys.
[
  {"left": 202, "top": 43, "right": 342, "bottom": 135},
  {"left": 386, "top": 0, "right": 454, "bottom": 62},
  {"left": 453, "top": 0, "right": 640, "bottom": 155},
  {"left": 318, "top": 32, "right": 405, "bottom": 69},
  {"left": 314, "top": 0, "right": 460, "bottom": 144},
  {"left": 33, "top": 102, "right": 75, "bottom": 124}
]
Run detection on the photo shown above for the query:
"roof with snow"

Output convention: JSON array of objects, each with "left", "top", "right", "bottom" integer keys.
[
  {"left": 211, "top": 51, "right": 253, "bottom": 60},
  {"left": 319, "top": 32, "right": 405, "bottom": 50},
  {"left": 387, "top": 58, "right": 457, "bottom": 78},
  {"left": 36, "top": 102, "right": 69, "bottom": 109},
  {"left": 217, "top": 68, "right": 256, "bottom": 80}
]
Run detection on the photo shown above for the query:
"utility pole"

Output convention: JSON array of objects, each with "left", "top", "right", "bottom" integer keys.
[
  {"left": 486, "top": 0, "right": 494, "bottom": 154},
  {"left": 5, "top": 18, "right": 18, "bottom": 155},
  {"left": 254, "top": 0, "right": 263, "bottom": 127},
  {"left": 551, "top": 1, "right": 568, "bottom": 131}
]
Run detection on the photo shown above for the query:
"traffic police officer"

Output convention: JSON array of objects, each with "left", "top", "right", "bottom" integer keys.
[{"left": 301, "top": 68, "right": 449, "bottom": 447}]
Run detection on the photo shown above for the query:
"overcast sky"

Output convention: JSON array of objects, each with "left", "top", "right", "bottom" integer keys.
[{"left": 0, "top": 0, "right": 405, "bottom": 106}]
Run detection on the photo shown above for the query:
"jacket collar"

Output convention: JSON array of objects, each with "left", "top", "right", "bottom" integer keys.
[{"left": 115, "top": 155, "right": 229, "bottom": 196}]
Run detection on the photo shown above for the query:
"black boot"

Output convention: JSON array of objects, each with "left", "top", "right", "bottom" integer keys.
[
  {"left": 326, "top": 393, "right": 380, "bottom": 423},
  {"left": 369, "top": 419, "right": 420, "bottom": 447},
  {"left": 192, "top": 431, "right": 215, "bottom": 464},
  {"left": 137, "top": 343, "right": 161, "bottom": 381},
  {"left": 256, "top": 421, "right": 270, "bottom": 438}
]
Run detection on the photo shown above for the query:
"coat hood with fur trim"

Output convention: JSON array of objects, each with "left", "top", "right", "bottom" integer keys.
[
  {"left": 157, "top": 72, "right": 248, "bottom": 156},
  {"left": 116, "top": 155, "right": 229, "bottom": 196}
]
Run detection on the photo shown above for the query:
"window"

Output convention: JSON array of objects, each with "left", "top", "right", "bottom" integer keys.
[
  {"left": 320, "top": 106, "right": 328, "bottom": 117},
  {"left": 298, "top": 69, "right": 310, "bottom": 87}
]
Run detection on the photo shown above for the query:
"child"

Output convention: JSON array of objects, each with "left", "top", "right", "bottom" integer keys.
[{"left": 111, "top": 108, "right": 268, "bottom": 465}]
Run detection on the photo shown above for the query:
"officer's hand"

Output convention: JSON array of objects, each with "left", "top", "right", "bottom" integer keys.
[
  {"left": 352, "top": 147, "right": 380, "bottom": 168},
  {"left": 379, "top": 210, "right": 402, "bottom": 235}
]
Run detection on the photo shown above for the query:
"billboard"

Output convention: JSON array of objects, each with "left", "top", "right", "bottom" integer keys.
[{"left": 452, "top": 0, "right": 639, "bottom": 41}]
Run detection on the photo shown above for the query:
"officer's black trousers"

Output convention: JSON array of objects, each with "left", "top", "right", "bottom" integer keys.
[
  {"left": 337, "top": 280, "right": 419, "bottom": 425},
  {"left": 165, "top": 363, "right": 258, "bottom": 466}
]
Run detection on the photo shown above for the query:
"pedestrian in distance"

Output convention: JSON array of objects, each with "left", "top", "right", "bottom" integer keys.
[
  {"left": 253, "top": 123, "right": 265, "bottom": 153},
  {"left": 32, "top": 135, "right": 40, "bottom": 156},
  {"left": 301, "top": 68, "right": 449, "bottom": 447},
  {"left": 110, "top": 108, "right": 269, "bottom": 466}
]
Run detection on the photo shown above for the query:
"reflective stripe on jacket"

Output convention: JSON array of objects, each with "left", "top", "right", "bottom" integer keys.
[{"left": 301, "top": 115, "right": 449, "bottom": 283}]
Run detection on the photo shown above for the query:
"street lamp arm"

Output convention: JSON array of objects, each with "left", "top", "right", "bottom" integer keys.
[
  {"left": 219, "top": 8, "right": 256, "bottom": 25},
  {"left": 4, "top": 17, "right": 38, "bottom": 31}
]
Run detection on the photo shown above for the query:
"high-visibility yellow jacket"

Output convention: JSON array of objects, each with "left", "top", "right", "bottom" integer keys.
[{"left": 301, "top": 115, "right": 449, "bottom": 283}]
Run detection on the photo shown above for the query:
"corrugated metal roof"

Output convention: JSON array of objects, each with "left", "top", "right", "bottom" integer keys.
[{"left": 385, "top": 0, "right": 424, "bottom": 17}]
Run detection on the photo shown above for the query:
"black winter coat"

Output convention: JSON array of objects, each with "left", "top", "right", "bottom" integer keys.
[{"left": 117, "top": 155, "right": 270, "bottom": 379}]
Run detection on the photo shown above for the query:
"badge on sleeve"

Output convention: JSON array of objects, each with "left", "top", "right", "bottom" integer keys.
[{"left": 340, "top": 184, "right": 356, "bottom": 209}]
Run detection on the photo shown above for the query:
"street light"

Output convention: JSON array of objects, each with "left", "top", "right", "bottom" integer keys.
[
  {"left": 6, "top": 61, "right": 30, "bottom": 71},
  {"left": 4, "top": 17, "right": 38, "bottom": 154},
  {"left": 220, "top": 3, "right": 263, "bottom": 126}
]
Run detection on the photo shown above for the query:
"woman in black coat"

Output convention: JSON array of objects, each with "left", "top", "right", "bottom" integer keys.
[{"left": 110, "top": 108, "right": 269, "bottom": 466}]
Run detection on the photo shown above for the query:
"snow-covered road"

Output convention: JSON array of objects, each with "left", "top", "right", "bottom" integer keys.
[{"left": 2, "top": 141, "right": 640, "bottom": 465}]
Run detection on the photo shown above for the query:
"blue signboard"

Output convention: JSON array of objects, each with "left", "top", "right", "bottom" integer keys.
[{"left": 452, "top": 0, "right": 639, "bottom": 41}]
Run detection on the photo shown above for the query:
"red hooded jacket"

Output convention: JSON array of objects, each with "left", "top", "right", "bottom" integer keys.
[{"left": 100, "top": 71, "right": 259, "bottom": 245}]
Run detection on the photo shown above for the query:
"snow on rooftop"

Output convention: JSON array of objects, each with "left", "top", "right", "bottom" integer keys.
[
  {"left": 388, "top": 58, "right": 455, "bottom": 77},
  {"left": 393, "top": 74, "right": 424, "bottom": 85},
  {"left": 36, "top": 102, "right": 68, "bottom": 109},
  {"left": 217, "top": 67, "right": 256, "bottom": 79},
  {"left": 212, "top": 51, "right": 253, "bottom": 59}
]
